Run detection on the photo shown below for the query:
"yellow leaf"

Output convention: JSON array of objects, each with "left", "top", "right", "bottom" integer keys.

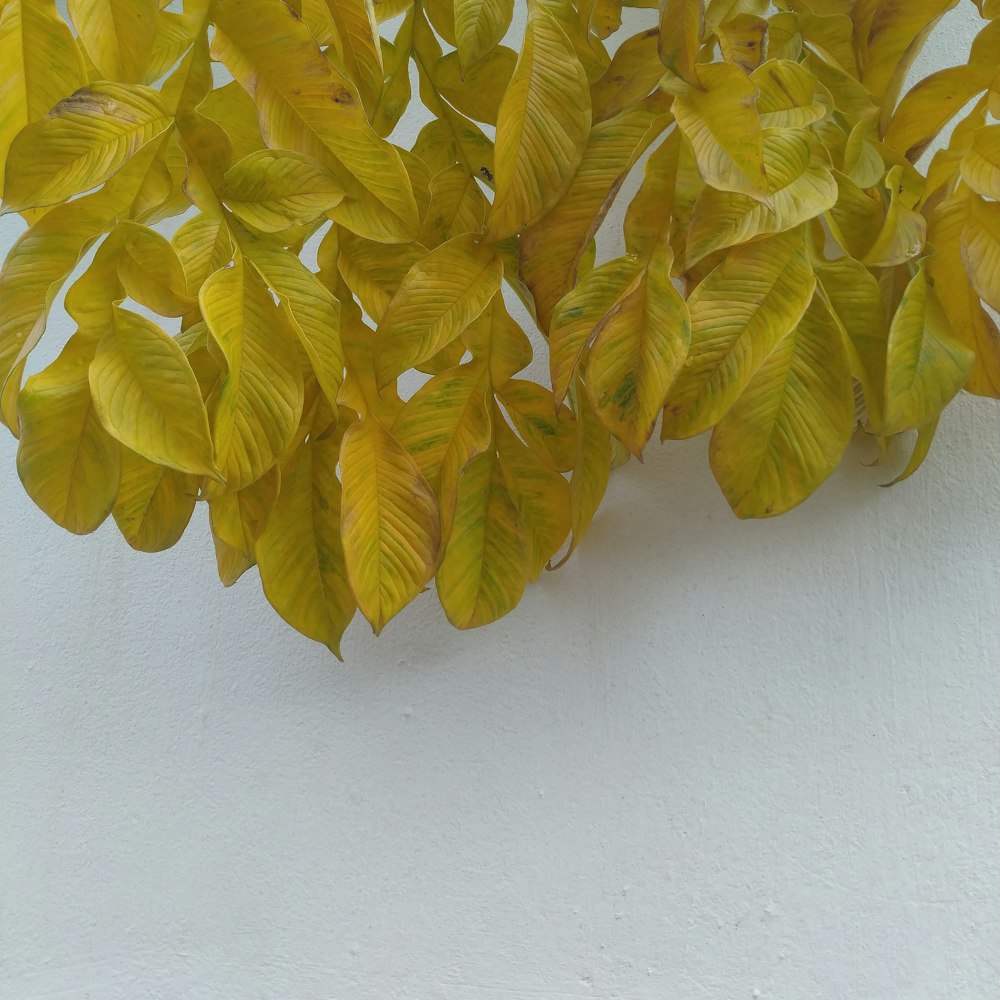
[
  {"left": 248, "top": 247, "right": 344, "bottom": 413},
  {"left": 67, "top": 0, "right": 159, "bottom": 84},
  {"left": 549, "top": 256, "right": 641, "bottom": 406},
  {"left": 454, "top": 0, "right": 514, "bottom": 71},
  {"left": 172, "top": 214, "right": 233, "bottom": 295},
  {"left": 256, "top": 435, "right": 356, "bottom": 656},
  {"left": 432, "top": 46, "right": 518, "bottom": 127},
  {"left": 112, "top": 449, "right": 196, "bottom": 552},
  {"left": 717, "top": 13, "right": 767, "bottom": 73},
  {"left": 961, "top": 194, "right": 1000, "bottom": 314},
  {"left": 89, "top": 306, "right": 217, "bottom": 477},
  {"left": 0, "top": 0, "right": 88, "bottom": 198},
  {"left": 117, "top": 222, "right": 196, "bottom": 317},
  {"left": 212, "top": 0, "right": 418, "bottom": 243},
  {"left": 209, "top": 464, "right": 281, "bottom": 559},
  {"left": 486, "top": 1, "right": 592, "bottom": 240},
  {"left": 436, "top": 448, "right": 528, "bottom": 629},
  {"left": 663, "top": 230, "right": 816, "bottom": 439},
  {"left": 882, "top": 262, "right": 974, "bottom": 436},
  {"left": 199, "top": 256, "right": 305, "bottom": 492},
  {"left": 374, "top": 234, "right": 503, "bottom": 387},
  {"left": 323, "top": 0, "right": 385, "bottom": 116},
  {"left": 520, "top": 100, "right": 669, "bottom": 331},
  {"left": 392, "top": 363, "right": 493, "bottom": 533},
  {"left": 862, "top": 166, "right": 926, "bottom": 268},
  {"left": 16, "top": 335, "right": 120, "bottom": 534},
  {"left": 590, "top": 28, "right": 662, "bottom": 123},
  {"left": 658, "top": 0, "right": 704, "bottom": 86},
  {"left": 585, "top": 240, "right": 690, "bottom": 455},
  {"left": 212, "top": 532, "right": 255, "bottom": 588},
  {"left": 222, "top": 149, "right": 345, "bottom": 234},
  {"left": 461, "top": 296, "right": 533, "bottom": 387},
  {"left": 960, "top": 126, "right": 1000, "bottom": 201},
  {"left": 337, "top": 231, "right": 424, "bottom": 322},
  {"left": 419, "top": 164, "right": 489, "bottom": 247},
  {"left": 340, "top": 418, "right": 441, "bottom": 634},
  {"left": 2, "top": 83, "right": 174, "bottom": 215},
  {"left": 752, "top": 60, "right": 831, "bottom": 130},
  {"left": 709, "top": 296, "right": 855, "bottom": 518},
  {"left": 815, "top": 257, "right": 889, "bottom": 432},
  {"left": 686, "top": 128, "right": 837, "bottom": 265},
  {"left": 927, "top": 192, "right": 1000, "bottom": 398}
]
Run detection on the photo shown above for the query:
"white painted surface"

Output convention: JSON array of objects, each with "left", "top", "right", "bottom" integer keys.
[{"left": 2, "top": 7, "right": 999, "bottom": 999}]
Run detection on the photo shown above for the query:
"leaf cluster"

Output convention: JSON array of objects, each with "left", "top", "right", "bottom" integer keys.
[{"left": 1, "top": 0, "right": 998, "bottom": 651}]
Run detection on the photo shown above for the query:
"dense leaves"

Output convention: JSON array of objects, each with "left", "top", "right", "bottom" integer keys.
[{"left": 1, "top": 0, "right": 998, "bottom": 651}]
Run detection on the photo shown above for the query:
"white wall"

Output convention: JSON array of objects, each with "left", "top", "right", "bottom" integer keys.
[{"left": 2, "top": 6, "right": 999, "bottom": 1000}]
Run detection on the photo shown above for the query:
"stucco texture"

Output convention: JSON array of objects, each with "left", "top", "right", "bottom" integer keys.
[{"left": 2, "top": 4, "right": 999, "bottom": 999}]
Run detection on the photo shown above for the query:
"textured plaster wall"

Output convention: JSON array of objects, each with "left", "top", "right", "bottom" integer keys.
[{"left": 2, "top": 5, "right": 999, "bottom": 1000}]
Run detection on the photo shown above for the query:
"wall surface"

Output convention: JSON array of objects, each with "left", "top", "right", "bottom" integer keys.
[{"left": 2, "top": 5, "right": 999, "bottom": 1000}]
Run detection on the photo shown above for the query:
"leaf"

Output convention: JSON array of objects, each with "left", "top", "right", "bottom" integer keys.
[
  {"left": 256, "top": 435, "right": 356, "bottom": 656},
  {"left": 669, "top": 61, "right": 768, "bottom": 201},
  {"left": 248, "top": 247, "right": 344, "bottom": 413},
  {"left": 117, "top": 222, "right": 196, "bottom": 317},
  {"left": 709, "top": 296, "right": 855, "bottom": 519},
  {"left": 486, "top": 1, "right": 592, "bottom": 240},
  {"left": 496, "top": 419, "right": 570, "bottom": 579},
  {"left": 960, "top": 126, "right": 1000, "bottom": 201},
  {"left": 374, "top": 234, "right": 503, "bottom": 387},
  {"left": 752, "top": 59, "right": 831, "bottom": 130},
  {"left": 497, "top": 379, "right": 577, "bottom": 471},
  {"left": 212, "top": 0, "right": 418, "bottom": 243},
  {"left": 436, "top": 448, "right": 528, "bottom": 629},
  {"left": 199, "top": 256, "right": 305, "bottom": 492},
  {"left": 432, "top": 46, "right": 518, "bottom": 127},
  {"left": 0, "top": 0, "right": 88, "bottom": 198},
  {"left": 658, "top": 0, "right": 704, "bottom": 86},
  {"left": 2, "top": 83, "right": 174, "bottom": 214},
  {"left": 340, "top": 418, "right": 441, "bottom": 634},
  {"left": 882, "top": 262, "right": 974, "bottom": 436},
  {"left": 223, "top": 149, "right": 345, "bottom": 233},
  {"left": 112, "top": 450, "right": 196, "bottom": 552},
  {"left": 324, "top": 0, "right": 385, "bottom": 116},
  {"left": 961, "top": 194, "right": 1000, "bottom": 314},
  {"left": 89, "top": 306, "right": 218, "bottom": 477},
  {"left": 209, "top": 465, "right": 281, "bottom": 558},
  {"left": 419, "top": 164, "right": 489, "bottom": 247},
  {"left": 882, "top": 417, "right": 939, "bottom": 487},
  {"left": 926, "top": 192, "right": 1000, "bottom": 398},
  {"left": 520, "top": 100, "right": 669, "bottom": 332},
  {"left": 16, "top": 335, "right": 120, "bottom": 534},
  {"left": 686, "top": 129, "right": 838, "bottom": 265},
  {"left": 584, "top": 241, "right": 691, "bottom": 456},
  {"left": 454, "top": 0, "right": 515, "bottom": 71},
  {"left": 67, "top": 0, "right": 159, "bottom": 84},
  {"left": 662, "top": 230, "right": 816, "bottom": 439}
]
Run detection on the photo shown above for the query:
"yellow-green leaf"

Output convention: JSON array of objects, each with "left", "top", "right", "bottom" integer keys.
[
  {"left": 223, "top": 150, "right": 345, "bottom": 234},
  {"left": 198, "top": 256, "right": 305, "bottom": 491},
  {"left": 585, "top": 241, "right": 691, "bottom": 455},
  {"left": 882, "top": 262, "right": 974, "bottom": 436},
  {"left": 486, "top": 1, "right": 592, "bottom": 240},
  {"left": 436, "top": 448, "right": 528, "bottom": 629},
  {"left": 16, "top": 335, "right": 120, "bottom": 534},
  {"left": 340, "top": 418, "right": 441, "bottom": 634},
  {"left": 709, "top": 296, "right": 855, "bottom": 518},
  {"left": 88, "top": 306, "right": 217, "bottom": 477},
  {"left": 257, "top": 434, "right": 356, "bottom": 656},
  {"left": 663, "top": 230, "right": 816, "bottom": 439},
  {"left": 112, "top": 449, "right": 196, "bottom": 552},
  {"left": 374, "top": 234, "right": 503, "bottom": 387}
]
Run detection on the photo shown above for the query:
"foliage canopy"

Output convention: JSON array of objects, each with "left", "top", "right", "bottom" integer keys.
[{"left": 1, "top": 0, "right": 999, "bottom": 652}]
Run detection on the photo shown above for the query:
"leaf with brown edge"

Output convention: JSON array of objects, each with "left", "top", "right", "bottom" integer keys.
[
  {"left": 17, "top": 335, "right": 120, "bottom": 535},
  {"left": 436, "top": 448, "right": 528, "bottom": 630},
  {"left": 340, "top": 418, "right": 441, "bottom": 634},
  {"left": 709, "top": 296, "right": 855, "bottom": 519},
  {"left": 2, "top": 83, "right": 174, "bottom": 215}
]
